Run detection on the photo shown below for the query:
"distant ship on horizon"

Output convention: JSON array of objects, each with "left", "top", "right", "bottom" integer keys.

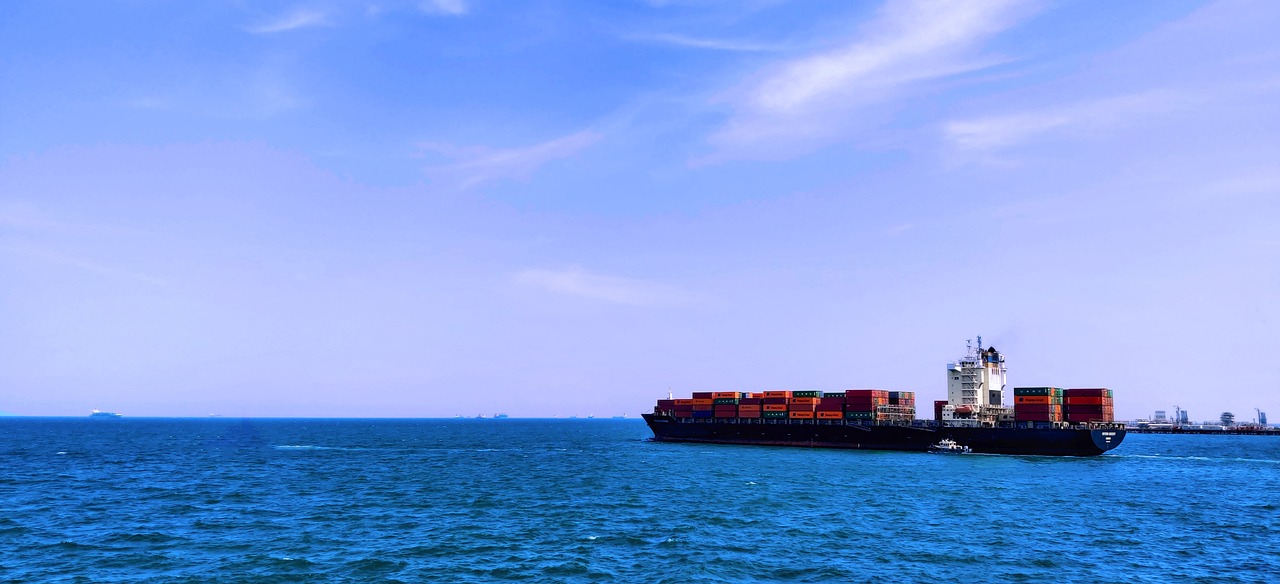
[{"left": 89, "top": 409, "right": 122, "bottom": 418}]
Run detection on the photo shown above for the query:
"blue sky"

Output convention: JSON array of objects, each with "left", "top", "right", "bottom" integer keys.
[{"left": 2, "top": 0, "right": 1277, "bottom": 420}]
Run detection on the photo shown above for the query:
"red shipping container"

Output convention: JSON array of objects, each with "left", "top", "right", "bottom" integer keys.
[
  {"left": 1014, "top": 404, "right": 1060, "bottom": 414},
  {"left": 764, "top": 391, "right": 792, "bottom": 398},
  {"left": 714, "top": 405, "right": 737, "bottom": 413},
  {"left": 692, "top": 404, "right": 713, "bottom": 412},
  {"left": 738, "top": 411, "right": 762, "bottom": 419},
  {"left": 673, "top": 408, "right": 694, "bottom": 417},
  {"left": 714, "top": 410, "right": 736, "bottom": 418},
  {"left": 692, "top": 392, "right": 714, "bottom": 399},
  {"left": 819, "top": 396, "right": 846, "bottom": 405},
  {"left": 657, "top": 400, "right": 676, "bottom": 409},
  {"left": 739, "top": 398, "right": 763, "bottom": 406},
  {"left": 788, "top": 404, "right": 816, "bottom": 412},
  {"left": 762, "top": 397, "right": 788, "bottom": 405},
  {"left": 1066, "top": 388, "right": 1112, "bottom": 397},
  {"left": 815, "top": 404, "right": 843, "bottom": 412}
]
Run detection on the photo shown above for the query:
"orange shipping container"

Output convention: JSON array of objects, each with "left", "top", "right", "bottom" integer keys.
[
  {"left": 737, "top": 405, "right": 762, "bottom": 412},
  {"left": 713, "top": 392, "right": 740, "bottom": 399},
  {"left": 763, "top": 404, "right": 788, "bottom": 412},
  {"left": 816, "top": 411, "right": 843, "bottom": 419},
  {"left": 1015, "top": 396, "right": 1052, "bottom": 405},
  {"left": 789, "top": 411, "right": 815, "bottom": 419},
  {"left": 789, "top": 397, "right": 818, "bottom": 405},
  {"left": 764, "top": 391, "right": 793, "bottom": 398}
]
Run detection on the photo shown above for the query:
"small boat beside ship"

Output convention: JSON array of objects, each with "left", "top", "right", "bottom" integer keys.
[
  {"left": 928, "top": 438, "right": 970, "bottom": 454},
  {"left": 89, "top": 410, "right": 122, "bottom": 418}
]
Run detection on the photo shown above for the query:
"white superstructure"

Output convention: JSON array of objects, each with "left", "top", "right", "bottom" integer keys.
[{"left": 941, "top": 337, "right": 1011, "bottom": 427}]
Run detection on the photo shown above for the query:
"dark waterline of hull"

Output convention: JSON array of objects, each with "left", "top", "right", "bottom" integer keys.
[{"left": 642, "top": 414, "right": 1125, "bottom": 456}]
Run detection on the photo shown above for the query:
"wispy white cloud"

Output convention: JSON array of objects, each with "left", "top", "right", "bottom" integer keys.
[
  {"left": 705, "top": 0, "right": 1037, "bottom": 160},
  {"left": 246, "top": 9, "right": 330, "bottom": 34},
  {"left": 420, "top": 130, "right": 602, "bottom": 189},
  {"left": 513, "top": 267, "right": 695, "bottom": 307},
  {"left": 626, "top": 33, "right": 786, "bottom": 53},
  {"left": 943, "top": 90, "right": 1188, "bottom": 152},
  {"left": 420, "top": 0, "right": 468, "bottom": 16}
]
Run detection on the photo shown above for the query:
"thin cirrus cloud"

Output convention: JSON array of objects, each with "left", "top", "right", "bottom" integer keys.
[
  {"left": 943, "top": 90, "right": 1189, "bottom": 153},
  {"left": 513, "top": 267, "right": 696, "bottom": 307},
  {"left": 245, "top": 9, "right": 330, "bottom": 34},
  {"left": 625, "top": 32, "right": 787, "bottom": 53},
  {"left": 704, "top": 0, "right": 1038, "bottom": 160},
  {"left": 420, "top": 130, "right": 602, "bottom": 189},
  {"left": 421, "top": 0, "right": 468, "bottom": 16}
]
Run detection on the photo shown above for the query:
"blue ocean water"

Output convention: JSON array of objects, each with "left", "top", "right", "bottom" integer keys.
[{"left": 2, "top": 418, "right": 1278, "bottom": 582}]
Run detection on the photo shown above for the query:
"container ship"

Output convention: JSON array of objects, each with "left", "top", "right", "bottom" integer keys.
[{"left": 642, "top": 339, "right": 1126, "bottom": 456}]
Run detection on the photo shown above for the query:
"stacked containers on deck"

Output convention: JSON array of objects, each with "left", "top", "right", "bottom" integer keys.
[
  {"left": 882, "top": 391, "right": 916, "bottom": 421},
  {"left": 789, "top": 392, "right": 817, "bottom": 419},
  {"left": 712, "top": 391, "right": 739, "bottom": 418},
  {"left": 1064, "top": 388, "right": 1114, "bottom": 423},
  {"left": 817, "top": 394, "right": 845, "bottom": 419},
  {"left": 657, "top": 388, "right": 916, "bottom": 422},
  {"left": 1013, "top": 387, "right": 1063, "bottom": 422},
  {"left": 763, "top": 390, "right": 791, "bottom": 418},
  {"left": 844, "top": 389, "right": 889, "bottom": 421}
]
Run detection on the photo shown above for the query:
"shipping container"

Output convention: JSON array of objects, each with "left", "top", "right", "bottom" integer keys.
[
  {"left": 763, "top": 404, "right": 788, "bottom": 412},
  {"left": 1015, "top": 396, "right": 1054, "bottom": 405},
  {"left": 692, "top": 410, "right": 713, "bottom": 418},
  {"left": 656, "top": 399, "right": 676, "bottom": 409},
  {"left": 712, "top": 392, "right": 739, "bottom": 399},
  {"left": 1065, "top": 388, "right": 1113, "bottom": 398},
  {"left": 789, "top": 397, "right": 819, "bottom": 405},
  {"left": 1064, "top": 396, "right": 1111, "bottom": 406},
  {"left": 792, "top": 390, "right": 823, "bottom": 398},
  {"left": 816, "top": 411, "right": 843, "bottom": 419},
  {"left": 739, "top": 398, "right": 763, "bottom": 406},
  {"left": 713, "top": 397, "right": 740, "bottom": 405},
  {"left": 714, "top": 410, "right": 737, "bottom": 418},
  {"left": 737, "top": 411, "right": 762, "bottom": 419},
  {"left": 692, "top": 392, "right": 714, "bottom": 400},
  {"left": 845, "top": 411, "right": 874, "bottom": 420},
  {"left": 763, "top": 391, "right": 792, "bottom": 398},
  {"left": 789, "top": 411, "right": 815, "bottom": 419},
  {"left": 1014, "top": 412, "right": 1061, "bottom": 422},
  {"left": 815, "top": 404, "right": 844, "bottom": 412},
  {"left": 1013, "top": 404, "right": 1061, "bottom": 414},
  {"left": 762, "top": 411, "right": 788, "bottom": 418},
  {"left": 819, "top": 396, "right": 846, "bottom": 405},
  {"left": 692, "top": 404, "right": 713, "bottom": 412},
  {"left": 822, "top": 392, "right": 847, "bottom": 398},
  {"left": 934, "top": 400, "right": 947, "bottom": 422},
  {"left": 1012, "top": 387, "right": 1063, "bottom": 396},
  {"left": 737, "top": 405, "right": 762, "bottom": 413},
  {"left": 762, "top": 397, "right": 788, "bottom": 405}
]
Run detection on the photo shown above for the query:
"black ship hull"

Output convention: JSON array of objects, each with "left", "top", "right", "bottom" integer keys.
[{"left": 642, "top": 414, "right": 1125, "bottom": 456}]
